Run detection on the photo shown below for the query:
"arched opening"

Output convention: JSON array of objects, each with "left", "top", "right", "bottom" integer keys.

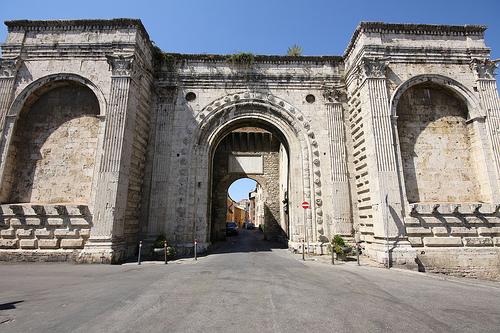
[
  {"left": 0, "top": 80, "right": 100, "bottom": 204},
  {"left": 227, "top": 178, "right": 256, "bottom": 229},
  {"left": 396, "top": 81, "right": 489, "bottom": 203},
  {"left": 209, "top": 125, "right": 290, "bottom": 246}
]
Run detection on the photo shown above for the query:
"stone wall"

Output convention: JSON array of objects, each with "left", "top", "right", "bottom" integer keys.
[
  {"left": 1, "top": 83, "right": 99, "bottom": 204},
  {"left": 0, "top": 204, "right": 92, "bottom": 261},
  {"left": 397, "top": 83, "right": 484, "bottom": 203},
  {"left": 0, "top": 19, "right": 499, "bottom": 279}
]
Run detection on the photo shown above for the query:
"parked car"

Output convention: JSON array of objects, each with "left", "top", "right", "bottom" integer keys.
[
  {"left": 226, "top": 222, "right": 238, "bottom": 236},
  {"left": 246, "top": 222, "right": 255, "bottom": 230}
]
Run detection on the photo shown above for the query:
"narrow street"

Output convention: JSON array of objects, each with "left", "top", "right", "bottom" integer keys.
[{"left": 1, "top": 229, "right": 499, "bottom": 333}]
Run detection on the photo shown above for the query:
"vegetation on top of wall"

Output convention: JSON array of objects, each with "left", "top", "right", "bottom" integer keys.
[
  {"left": 151, "top": 42, "right": 176, "bottom": 72},
  {"left": 287, "top": 44, "right": 303, "bottom": 56},
  {"left": 226, "top": 52, "right": 255, "bottom": 67}
]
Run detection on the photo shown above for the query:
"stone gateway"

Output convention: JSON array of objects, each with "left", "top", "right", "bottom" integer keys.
[{"left": 0, "top": 19, "right": 499, "bottom": 279}]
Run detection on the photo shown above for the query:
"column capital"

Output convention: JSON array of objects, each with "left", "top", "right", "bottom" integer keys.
[
  {"left": 357, "top": 57, "right": 389, "bottom": 81},
  {"left": 470, "top": 58, "right": 498, "bottom": 80},
  {"left": 106, "top": 54, "right": 136, "bottom": 77},
  {"left": 322, "top": 85, "right": 345, "bottom": 104},
  {"left": 0, "top": 56, "right": 22, "bottom": 78}
]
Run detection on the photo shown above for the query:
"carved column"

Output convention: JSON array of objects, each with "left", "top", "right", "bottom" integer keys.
[
  {"left": 0, "top": 57, "right": 21, "bottom": 132},
  {"left": 81, "top": 55, "right": 136, "bottom": 263},
  {"left": 470, "top": 58, "right": 500, "bottom": 185},
  {"left": 324, "top": 87, "right": 352, "bottom": 235},
  {"left": 357, "top": 57, "right": 404, "bottom": 242},
  {"left": 147, "top": 87, "right": 176, "bottom": 239}
]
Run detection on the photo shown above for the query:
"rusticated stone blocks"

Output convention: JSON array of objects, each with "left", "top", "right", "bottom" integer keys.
[{"left": 0, "top": 204, "right": 92, "bottom": 258}]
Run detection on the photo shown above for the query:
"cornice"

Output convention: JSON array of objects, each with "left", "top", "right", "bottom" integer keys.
[
  {"left": 344, "top": 45, "right": 491, "bottom": 79},
  {"left": 4, "top": 18, "right": 151, "bottom": 48},
  {"left": 344, "top": 21, "right": 487, "bottom": 59},
  {"left": 167, "top": 53, "right": 343, "bottom": 65}
]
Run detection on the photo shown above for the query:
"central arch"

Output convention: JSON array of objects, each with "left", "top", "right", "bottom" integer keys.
[{"left": 184, "top": 92, "right": 326, "bottom": 251}]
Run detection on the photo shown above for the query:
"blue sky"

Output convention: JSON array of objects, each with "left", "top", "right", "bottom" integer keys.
[
  {"left": 228, "top": 178, "right": 256, "bottom": 202},
  {"left": 1, "top": 0, "right": 499, "bottom": 58}
]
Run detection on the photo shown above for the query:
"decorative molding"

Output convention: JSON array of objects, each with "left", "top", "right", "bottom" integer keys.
[
  {"left": 470, "top": 58, "right": 498, "bottom": 80},
  {"left": 5, "top": 19, "right": 150, "bottom": 41},
  {"left": 0, "top": 57, "right": 22, "bottom": 78},
  {"left": 106, "top": 54, "right": 136, "bottom": 77},
  {"left": 344, "top": 22, "right": 486, "bottom": 58},
  {"left": 322, "top": 85, "right": 345, "bottom": 103},
  {"left": 358, "top": 57, "right": 389, "bottom": 80}
]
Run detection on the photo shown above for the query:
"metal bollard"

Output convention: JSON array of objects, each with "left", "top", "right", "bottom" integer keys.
[
  {"left": 194, "top": 239, "right": 198, "bottom": 261},
  {"left": 164, "top": 240, "right": 168, "bottom": 265},
  {"left": 331, "top": 245, "right": 335, "bottom": 265},
  {"left": 357, "top": 243, "right": 360, "bottom": 266},
  {"left": 302, "top": 239, "right": 305, "bottom": 261},
  {"left": 138, "top": 240, "right": 142, "bottom": 265}
]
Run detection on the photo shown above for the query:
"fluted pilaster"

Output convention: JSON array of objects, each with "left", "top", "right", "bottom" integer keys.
[
  {"left": 324, "top": 88, "right": 352, "bottom": 235},
  {"left": 470, "top": 59, "right": 500, "bottom": 182},
  {"left": 0, "top": 57, "right": 22, "bottom": 132},
  {"left": 358, "top": 57, "right": 404, "bottom": 240},
  {"left": 87, "top": 55, "right": 135, "bottom": 250}
]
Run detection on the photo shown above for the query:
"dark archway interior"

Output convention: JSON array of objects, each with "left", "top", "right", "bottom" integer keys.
[{"left": 209, "top": 122, "right": 290, "bottom": 246}]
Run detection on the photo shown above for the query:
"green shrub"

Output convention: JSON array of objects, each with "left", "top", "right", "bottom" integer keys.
[
  {"left": 331, "top": 235, "right": 351, "bottom": 258},
  {"left": 152, "top": 234, "right": 166, "bottom": 248},
  {"left": 226, "top": 52, "right": 255, "bottom": 66}
]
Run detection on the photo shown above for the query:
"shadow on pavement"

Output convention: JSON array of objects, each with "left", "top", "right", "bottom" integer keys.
[
  {"left": 0, "top": 300, "right": 24, "bottom": 311},
  {"left": 208, "top": 228, "right": 287, "bottom": 255}
]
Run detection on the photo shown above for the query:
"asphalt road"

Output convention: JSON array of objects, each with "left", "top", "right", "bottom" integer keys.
[{"left": 1, "top": 229, "right": 500, "bottom": 333}]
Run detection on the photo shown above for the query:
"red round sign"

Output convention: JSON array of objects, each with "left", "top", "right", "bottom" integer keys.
[{"left": 302, "top": 201, "right": 310, "bottom": 209}]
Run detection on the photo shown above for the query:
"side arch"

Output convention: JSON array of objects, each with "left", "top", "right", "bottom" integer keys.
[
  {"left": 7, "top": 73, "right": 107, "bottom": 118},
  {"left": 0, "top": 73, "right": 106, "bottom": 205},
  {"left": 390, "top": 74, "right": 494, "bottom": 204},
  {"left": 389, "top": 74, "right": 482, "bottom": 119}
]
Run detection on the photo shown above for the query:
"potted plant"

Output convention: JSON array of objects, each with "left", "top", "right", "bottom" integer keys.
[{"left": 331, "top": 235, "right": 352, "bottom": 261}]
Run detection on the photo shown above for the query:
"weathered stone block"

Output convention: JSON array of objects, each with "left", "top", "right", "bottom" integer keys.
[
  {"left": 47, "top": 218, "right": 64, "bottom": 226},
  {"left": 450, "top": 227, "right": 477, "bottom": 236},
  {"left": 20, "top": 205, "right": 37, "bottom": 215},
  {"left": 38, "top": 239, "right": 59, "bottom": 249},
  {"left": 0, "top": 238, "right": 18, "bottom": 248},
  {"left": 43, "top": 205, "right": 60, "bottom": 216},
  {"left": 25, "top": 218, "right": 42, "bottom": 226},
  {"left": 54, "top": 229, "right": 79, "bottom": 238},
  {"left": 19, "top": 238, "right": 37, "bottom": 249},
  {"left": 423, "top": 237, "right": 463, "bottom": 247},
  {"left": 408, "top": 237, "right": 423, "bottom": 246},
  {"left": 406, "top": 227, "right": 432, "bottom": 236},
  {"left": 463, "top": 237, "right": 493, "bottom": 247},
  {"left": 70, "top": 218, "right": 90, "bottom": 226},
  {"left": 403, "top": 216, "right": 420, "bottom": 225},
  {"left": 60, "top": 238, "right": 84, "bottom": 249},
  {"left": 431, "top": 227, "right": 449, "bottom": 236},
  {"left": 9, "top": 218, "right": 22, "bottom": 226},
  {"left": 0, "top": 228, "right": 15, "bottom": 238},
  {"left": 16, "top": 229, "right": 33, "bottom": 238},
  {"left": 35, "top": 228, "right": 53, "bottom": 238},
  {"left": 0, "top": 205, "right": 15, "bottom": 216},
  {"left": 79, "top": 228, "right": 91, "bottom": 237},
  {"left": 478, "top": 227, "right": 500, "bottom": 236},
  {"left": 66, "top": 205, "right": 82, "bottom": 216}
]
